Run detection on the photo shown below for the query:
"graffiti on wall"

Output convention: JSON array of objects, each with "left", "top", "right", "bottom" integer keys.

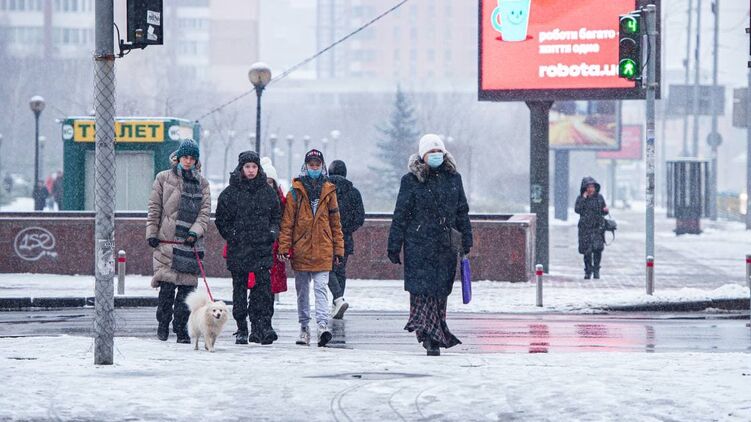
[{"left": 14, "top": 227, "right": 58, "bottom": 261}]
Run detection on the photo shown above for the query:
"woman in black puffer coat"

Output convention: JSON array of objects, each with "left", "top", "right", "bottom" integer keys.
[
  {"left": 387, "top": 134, "right": 473, "bottom": 356},
  {"left": 215, "top": 151, "right": 281, "bottom": 345},
  {"left": 574, "top": 176, "right": 609, "bottom": 279}
]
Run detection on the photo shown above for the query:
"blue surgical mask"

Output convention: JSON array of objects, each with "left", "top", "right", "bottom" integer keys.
[
  {"left": 178, "top": 163, "right": 193, "bottom": 170},
  {"left": 426, "top": 152, "right": 444, "bottom": 168},
  {"left": 307, "top": 168, "right": 322, "bottom": 179}
]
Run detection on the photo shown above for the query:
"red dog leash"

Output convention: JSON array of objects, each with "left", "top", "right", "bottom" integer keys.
[{"left": 159, "top": 239, "right": 214, "bottom": 302}]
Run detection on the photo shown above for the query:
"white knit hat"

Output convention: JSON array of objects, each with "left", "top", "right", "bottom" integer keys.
[
  {"left": 418, "top": 133, "right": 447, "bottom": 158},
  {"left": 260, "top": 157, "right": 278, "bottom": 182}
]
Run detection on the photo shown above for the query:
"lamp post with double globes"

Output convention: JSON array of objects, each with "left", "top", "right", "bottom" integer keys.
[
  {"left": 29, "top": 95, "right": 45, "bottom": 188},
  {"left": 248, "top": 62, "right": 271, "bottom": 154},
  {"left": 286, "top": 135, "right": 294, "bottom": 179},
  {"left": 330, "top": 129, "right": 340, "bottom": 160}
]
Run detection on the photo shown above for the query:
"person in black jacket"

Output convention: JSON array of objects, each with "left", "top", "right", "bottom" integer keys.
[
  {"left": 326, "top": 160, "right": 365, "bottom": 319},
  {"left": 575, "top": 176, "right": 609, "bottom": 279},
  {"left": 215, "top": 151, "right": 282, "bottom": 345},
  {"left": 387, "top": 134, "right": 472, "bottom": 356}
]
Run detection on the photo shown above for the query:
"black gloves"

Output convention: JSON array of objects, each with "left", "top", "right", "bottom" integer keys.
[
  {"left": 184, "top": 231, "right": 198, "bottom": 247},
  {"left": 148, "top": 237, "right": 160, "bottom": 248},
  {"left": 387, "top": 250, "right": 401, "bottom": 265}
]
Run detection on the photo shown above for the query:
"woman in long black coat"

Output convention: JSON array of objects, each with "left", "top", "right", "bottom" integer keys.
[
  {"left": 215, "top": 151, "right": 281, "bottom": 345},
  {"left": 387, "top": 134, "right": 473, "bottom": 356},
  {"left": 574, "top": 176, "right": 609, "bottom": 279}
]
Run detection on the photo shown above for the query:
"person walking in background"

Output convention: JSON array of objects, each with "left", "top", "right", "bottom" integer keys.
[
  {"left": 575, "top": 176, "right": 609, "bottom": 279},
  {"left": 52, "top": 171, "right": 64, "bottom": 210},
  {"left": 146, "top": 139, "right": 211, "bottom": 343},
  {"left": 215, "top": 151, "right": 281, "bottom": 345},
  {"left": 387, "top": 134, "right": 472, "bottom": 357},
  {"left": 277, "top": 149, "right": 344, "bottom": 347},
  {"left": 260, "top": 157, "right": 289, "bottom": 299},
  {"left": 32, "top": 180, "right": 48, "bottom": 211},
  {"left": 326, "top": 159, "right": 364, "bottom": 319}
]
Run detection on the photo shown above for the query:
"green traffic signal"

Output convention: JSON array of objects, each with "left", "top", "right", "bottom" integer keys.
[
  {"left": 619, "top": 59, "right": 638, "bottom": 79},
  {"left": 620, "top": 15, "right": 639, "bottom": 34}
]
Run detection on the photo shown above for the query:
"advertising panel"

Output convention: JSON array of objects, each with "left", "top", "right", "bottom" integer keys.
[
  {"left": 550, "top": 101, "right": 617, "bottom": 150},
  {"left": 478, "top": 0, "right": 660, "bottom": 101},
  {"left": 596, "top": 125, "right": 643, "bottom": 160}
]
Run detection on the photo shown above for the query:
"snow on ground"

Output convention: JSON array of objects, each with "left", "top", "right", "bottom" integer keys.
[
  {"left": 0, "top": 197, "right": 34, "bottom": 212},
  {"left": 1, "top": 273, "right": 748, "bottom": 313},
  {"left": 0, "top": 335, "right": 748, "bottom": 421}
]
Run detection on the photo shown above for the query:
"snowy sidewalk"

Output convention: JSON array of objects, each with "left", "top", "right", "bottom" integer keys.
[
  {"left": 0, "top": 335, "right": 749, "bottom": 421},
  {"left": 0, "top": 274, "right": 748, "bottom": 313}
]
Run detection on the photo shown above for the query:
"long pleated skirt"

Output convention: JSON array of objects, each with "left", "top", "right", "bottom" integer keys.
[{"left": 404, "top": 294, "right": 461, "bottom": 348}]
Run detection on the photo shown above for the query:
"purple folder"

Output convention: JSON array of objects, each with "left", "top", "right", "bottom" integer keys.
[{"left": 461, "top": 256, "right": 471, "bottom": 304}]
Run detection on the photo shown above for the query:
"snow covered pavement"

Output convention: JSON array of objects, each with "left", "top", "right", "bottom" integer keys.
[{"left": 0, "top": 335, "right": 749, "bottom": 421}]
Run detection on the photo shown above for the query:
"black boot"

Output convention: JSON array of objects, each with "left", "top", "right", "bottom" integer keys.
[
  {"left": 248, "top": 321, "right": 261, "bottom": 344},
  {"left": 593, "top": 270, "right": 600, "bottom": 279},
  {"left": 423, "top": 339, "right": 440, "bottom": 356},
  {"left": 157, "top": 322, "right": 169, "bottom": 341},
  {"left": 260, "top": 326, "right": 278, "bottom": 345},
  {"left": 176, "top": 330, "right": 191, "bottom": 344},
  {"left": 235, "top": 320, "right": 249, "bottom": 345},
  {"left": 584, "top": 272, "right": 591, "bottom": 280}
]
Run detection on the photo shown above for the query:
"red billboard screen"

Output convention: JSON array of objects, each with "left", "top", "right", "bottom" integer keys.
[
  {"left": 478, "top": 0, "right": 660, "bottom": 101},
  {"left": 596, "top": 125, "right": 643, "bottom": 160}
]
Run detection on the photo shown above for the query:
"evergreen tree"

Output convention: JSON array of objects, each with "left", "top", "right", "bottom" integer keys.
[{"left": 369, "top": 86, "right": 420, "bottom": 201}]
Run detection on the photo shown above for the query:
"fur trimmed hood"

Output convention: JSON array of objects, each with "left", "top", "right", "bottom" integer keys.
[{"left": 407, "top": 152, "right": 458, "bottom": 183}]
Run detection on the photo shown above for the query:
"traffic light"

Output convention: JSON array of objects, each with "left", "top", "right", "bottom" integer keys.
[{"left": 618, "top": 11, "right": 643, "bottom": 81}]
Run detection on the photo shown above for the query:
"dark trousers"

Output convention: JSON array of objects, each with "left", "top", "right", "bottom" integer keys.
[
  {"left": 328, "top": 255, "right": 349, "bottom": 301},
  {"left": 583, "top": 250, "right": 602, "bottom": 274},
  {"left": 232, "top": 269, "right": 274, "bottom": 332},
  {"left": 156, "top": 282, "right": 195, "bottom": 335}
]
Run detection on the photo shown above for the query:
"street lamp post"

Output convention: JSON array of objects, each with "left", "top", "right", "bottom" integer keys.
[
  {"left": 303, "top": 135, "right": 310, "bottom": 153},
  {"left": 29, "top": 95, "right": 45, "bottom": 189},
  {"left": 330, "top": 129, "right": 340, "bottom": 160},
  {"left": 286, "top": 135, "right": 294, "bottom": 179},
  {"left": 269, "top": 133, "right": 278, "bottom": 164},
  {"left": 248, "top": 62, "right": 271, "bottom": 154},
  {"left": 39, "top": 136, "right": 46, "bottom": 182}
]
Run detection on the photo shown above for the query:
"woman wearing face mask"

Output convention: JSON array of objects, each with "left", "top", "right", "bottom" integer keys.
[
  {"left": 277, "top": 149, "right": 344, "bottom": 347},
  {"left": 146, "top": 139, "right": 212, "bottom": 343},
  {"left": 387, "top": 134, "right": 473, "bottom": 356},
  {"left": 215, "top": 151, "right": 281, "bottom": 345},
  {"left": 575, "top": 176, "right": 609, "bottom": 279}
]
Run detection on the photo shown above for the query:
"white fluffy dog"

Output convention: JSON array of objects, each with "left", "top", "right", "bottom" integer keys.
[{"left": 185, "top": 291, "right": 229, "bottom": 352}]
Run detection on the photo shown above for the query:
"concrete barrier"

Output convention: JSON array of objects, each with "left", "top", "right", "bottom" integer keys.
[{"left": 0, "top": 212, "right": 535, "bottom": 282}]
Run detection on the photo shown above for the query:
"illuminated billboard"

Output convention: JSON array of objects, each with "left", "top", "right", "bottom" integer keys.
[
  {"left": 549, "top": 101, "right": 617, "bottom": 150},
  {"left": 478, "top": 0, "right": 660, "bottom": 101}
]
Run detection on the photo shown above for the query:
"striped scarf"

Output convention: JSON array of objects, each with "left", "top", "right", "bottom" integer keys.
[{"left": 171, "top": 166, "right": 205, "bottom": 274}]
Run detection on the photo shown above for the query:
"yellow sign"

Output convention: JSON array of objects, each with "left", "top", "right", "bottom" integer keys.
[{"left": 73, "top": 120, "right": 165, "bottom": 143}]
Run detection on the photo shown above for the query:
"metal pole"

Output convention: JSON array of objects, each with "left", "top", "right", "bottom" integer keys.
[
  {"left": 553, "top": 150, "right": 568, "bottom": 221},
  {"left": 646, "top": 255, "right": 654, "bottom": 295},
  {"left": 93, "top": 0, "right": 116, "bottom": 365},
  {"left": 682, "top": 0, "right": 693, "bottom": 157},
  {"left": 287, "top": 135, "right": 294, "bottom": 179},
  {"left": 526, "top": 101, "right": 553, "bottom": 272},
  {"left": 708, "top": 0, "right": 720, "bottom": 221},
  {"left": 535, "top": 264, "right": 543, "bottom": 307},
  {"left": 34, "top": 113, "right": 40, "bottom": 187},
  {"left": 691, "top": 0, "right": 703, "bottom": 158},
  {"left": 255, "top": 89, "right": 263, "bottom": 154},
  {"left": 611, "top": 100, "right": 622, "bottom": 208},
  {"left": 645, "top": 5, "right": 657, "bottom": 293},
  {"left": 117, "top": 250, "right": 125, "bottom": 295},
  {"left": 747, "top": 62, "right": 751, "bottom": 230}
]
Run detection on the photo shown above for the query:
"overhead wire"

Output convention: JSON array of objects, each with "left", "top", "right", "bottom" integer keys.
[{"left": 194, "top": 0, "right": 411, "bottom": 122}]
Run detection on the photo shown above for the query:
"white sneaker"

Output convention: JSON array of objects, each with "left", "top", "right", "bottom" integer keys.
[
  {"left": 331, "top": 297, "right": 349, "bottom": 320},
  {"left": 295, "top": 326, "right": 310, "bottom": 346},
  {"left": 317, "top": 323, "right": 332, "bottom": 347}
]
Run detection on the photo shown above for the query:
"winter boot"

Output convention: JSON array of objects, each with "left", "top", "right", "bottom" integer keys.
[
  {"left": 248, "top": 321, "right": 261, "bottom": 344},
  {"left": 296, "top": 326, "right": 310, "bottom": 346},
  {"left": 235, "top": 320, "right": 249, "bottom": 345},
  {"left": 331, "top": 297, "right": 349, "bottom": 320},
  {"left": 584, "top": 272, "right": 591, "bottom": 280},
  {"left": 157, "top": 322, "right": 169, "bottom": 341},
  {"left": 593, "top": 270, "right": 600, "bottom": 279},
  {"left": 260, "top": 319, "right": 278, "bottom": 345},
  {"left": 423, "top": 339, "right": 440, "bottom": 356},
  {"left": 176, "top": 331, "right": 191, "bottom": 344},
  {"left": 317, "top": 323, "right": 332, "bottom": 347}
]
